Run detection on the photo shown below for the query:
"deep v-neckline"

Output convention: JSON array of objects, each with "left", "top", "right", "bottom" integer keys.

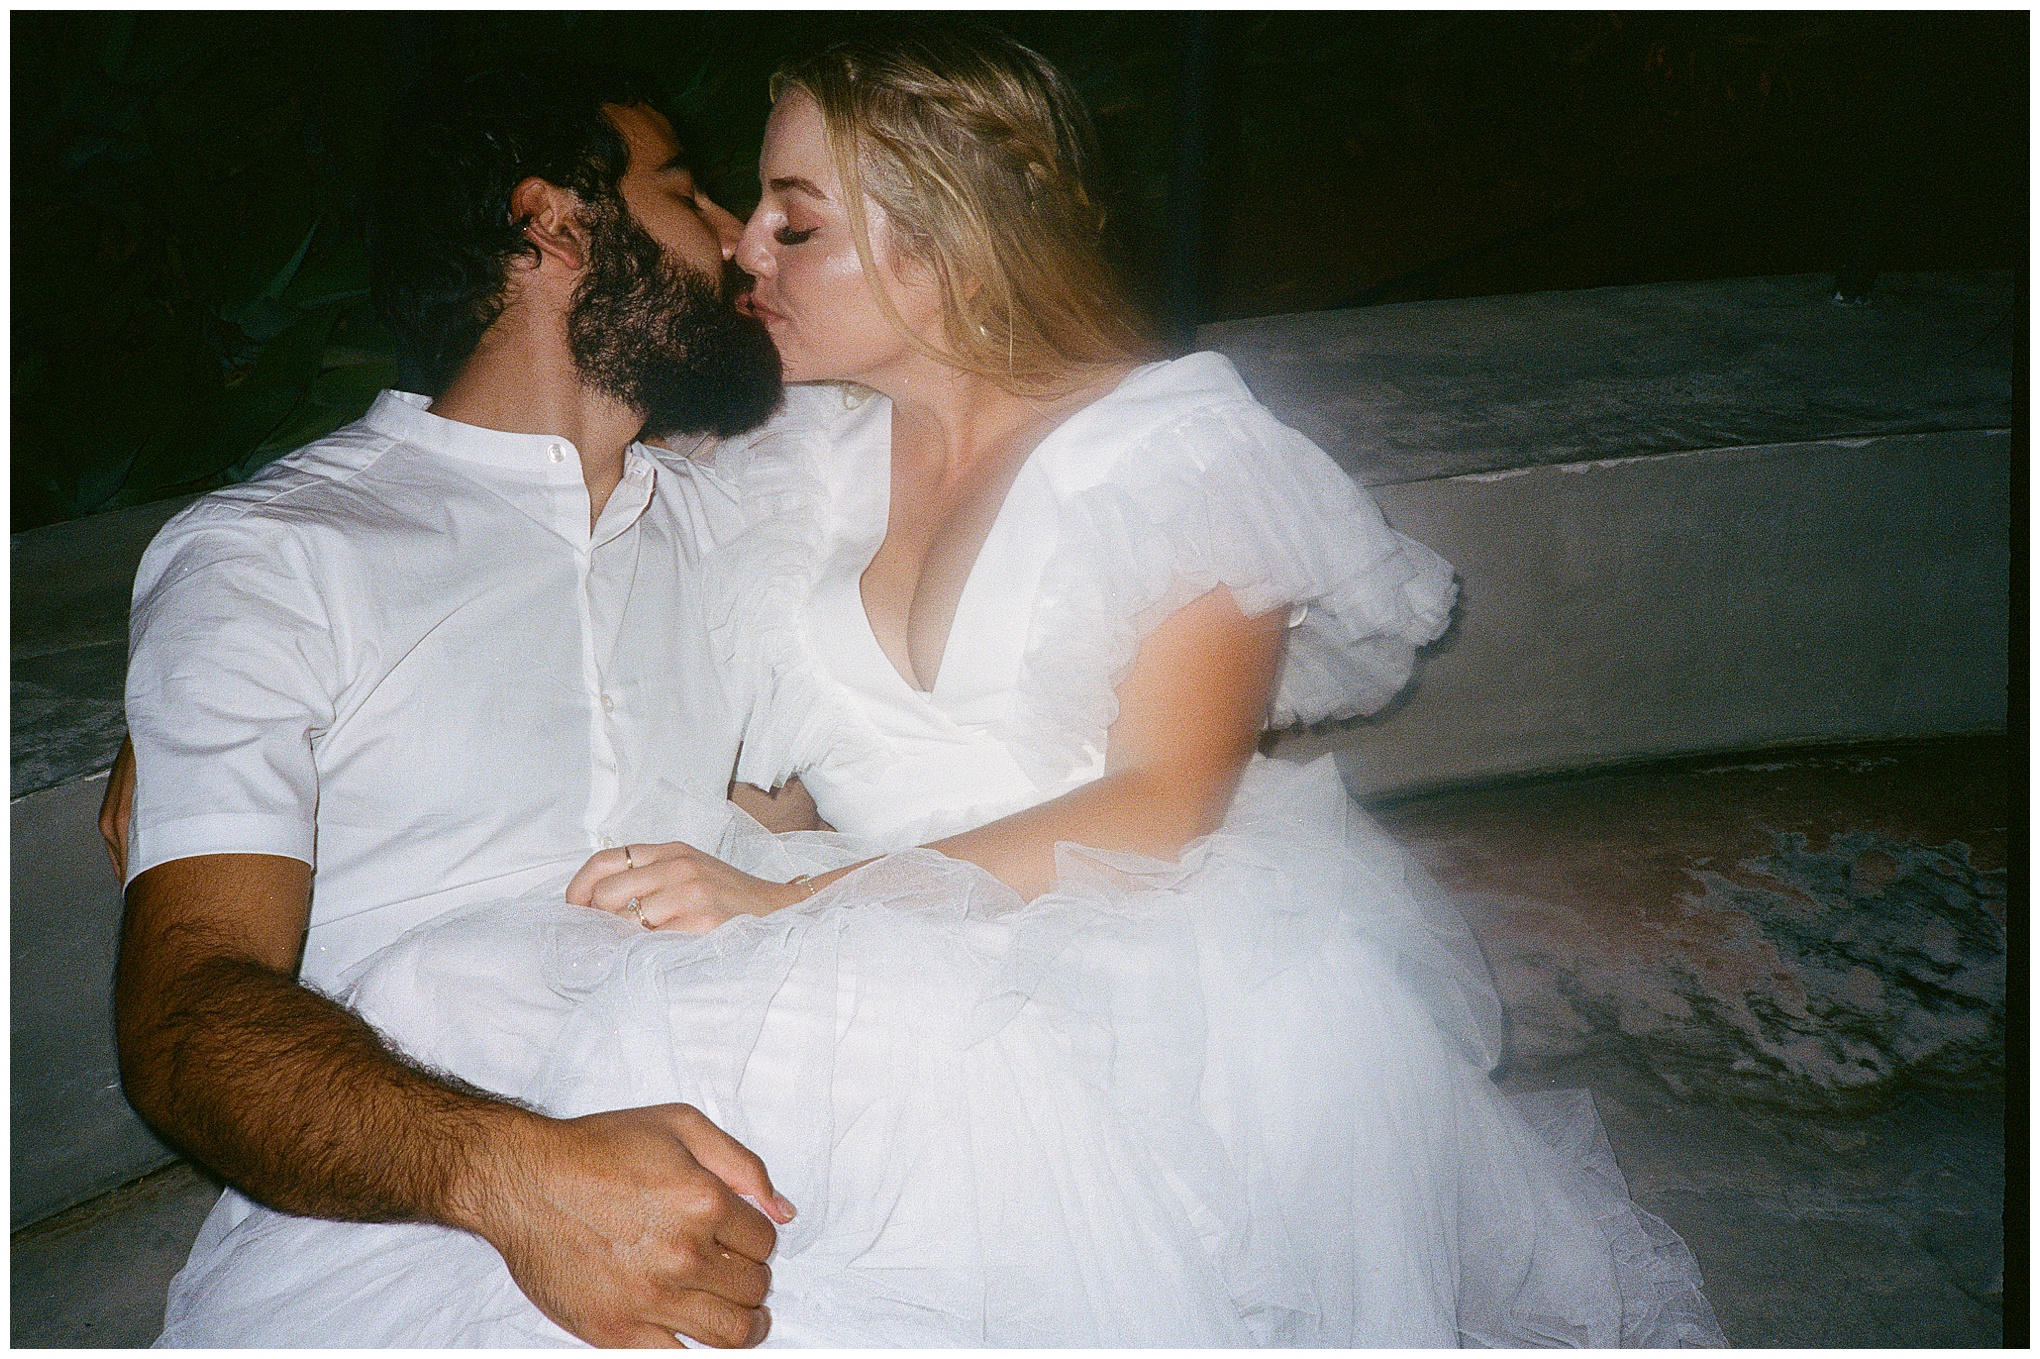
[
  {"left": 851, "top": 416, "right": 1033, "bottom": 699},
  {"left": 836, "top": 365, "right": 1152, "bottom": 700}
]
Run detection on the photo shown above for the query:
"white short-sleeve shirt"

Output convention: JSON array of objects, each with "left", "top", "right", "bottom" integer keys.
[{"left": 124, "top": 391, "right": 746, "bottom": 988}]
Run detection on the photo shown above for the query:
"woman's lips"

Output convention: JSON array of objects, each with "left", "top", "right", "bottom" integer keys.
[{"left": 746, "top": 296, "right": 786, "bottom": 325}]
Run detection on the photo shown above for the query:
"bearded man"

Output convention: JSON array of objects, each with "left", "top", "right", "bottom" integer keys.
[{"left": 111, "top": 62, "right": 795, "bottom": 1348}]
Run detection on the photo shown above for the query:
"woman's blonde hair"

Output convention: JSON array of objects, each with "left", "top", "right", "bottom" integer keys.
[{"left": 771, "top": 26, "right": 1153, "bottom": 397}]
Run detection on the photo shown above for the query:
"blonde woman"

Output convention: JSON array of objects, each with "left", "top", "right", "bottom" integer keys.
[{"left": 159, "top": 28, "right": 1722, "bottom": 1348}]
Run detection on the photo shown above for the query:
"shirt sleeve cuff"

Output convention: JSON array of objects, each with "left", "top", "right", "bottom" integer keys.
[{"left": 126, "top": 813, "right": 316, "bottom": 888}]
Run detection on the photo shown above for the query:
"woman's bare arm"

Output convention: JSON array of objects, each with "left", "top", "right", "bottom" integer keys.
[
  {"left": 572, "top": 587, "right": 1283, "bottom": 922},
  {"left": 923, "top": 586, "right": 1282, "bottom": 898}
]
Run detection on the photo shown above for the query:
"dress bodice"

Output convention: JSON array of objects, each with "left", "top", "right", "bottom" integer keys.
[
  {"left": 794, "top": 396, "right": 1096, "bottom": 840},
  {"left": 706, "top": 354, "right": 1460, "bottom": 844}
]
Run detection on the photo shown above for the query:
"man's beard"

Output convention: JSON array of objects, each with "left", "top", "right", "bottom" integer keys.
[{"left": 567, "top": 205, "right": 783, "bottom": 441}]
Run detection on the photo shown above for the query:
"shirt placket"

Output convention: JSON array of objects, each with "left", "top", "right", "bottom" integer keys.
[
  {"left": 529, "top": 437, "right": 627, "bottom": 852},
  {"left": 581, "top": 456, "right": 654, "bottom": 852},
  {"left": 578, "top": 550, "right": 626, "bottom": 851}
]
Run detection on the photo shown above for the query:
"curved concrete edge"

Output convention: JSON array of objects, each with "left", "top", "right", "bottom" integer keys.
[
  {"left": 12, "top": 495, "right": 196, "bottom": 800},
  {"left": 1200, "top": 272, "right": 2016, "bottom": 488},
  {"left": 11, "top": 775, "right": 179, "bottom": 1228},
  {"left": 1267, "top": 427, "right": 2011, "bottom": 797}
]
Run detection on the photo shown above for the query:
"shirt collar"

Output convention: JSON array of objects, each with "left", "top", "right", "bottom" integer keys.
[
  {"left": 362, "top": 389, "right": 588, "bottom": 471},
  {"left": 593, "top": 451, "right": 657, "bottom": 549},
  {"left": 363, "top": 390, "right": 659, "bottom": 547}
]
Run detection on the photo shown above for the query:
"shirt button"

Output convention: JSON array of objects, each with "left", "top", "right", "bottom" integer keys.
[
  {"left": 548, "top": 443, "right": 567, "bottom": 464},
  {"left": 600, "top": 694, "right": 615, "bottom": 714},
  {"left": 600, "top": 837, "right": 617, "bottom": 850}
]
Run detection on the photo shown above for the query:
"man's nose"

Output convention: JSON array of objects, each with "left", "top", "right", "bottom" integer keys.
[{"left": 704, "top": 199, "right": 745, "bottom": 260}]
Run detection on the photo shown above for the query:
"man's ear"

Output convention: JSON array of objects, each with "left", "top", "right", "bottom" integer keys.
[{"left": 508, "top": 176, "right": 588, "bottom": 273}]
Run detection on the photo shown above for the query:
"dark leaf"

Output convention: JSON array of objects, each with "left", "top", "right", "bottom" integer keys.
[
  {"left": 127, "top": 311, "right": 334, "bottom": 494},
  {"left": 279, "top": 238, "right": 372, "bottom": 312},
  {"left": 310, "top": 356, "right": 398, "bottom": 414}
]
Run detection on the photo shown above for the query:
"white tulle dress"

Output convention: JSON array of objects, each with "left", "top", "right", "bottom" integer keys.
[{"left": 157, "top": 355, "right": 1723, "bottom": 1348}]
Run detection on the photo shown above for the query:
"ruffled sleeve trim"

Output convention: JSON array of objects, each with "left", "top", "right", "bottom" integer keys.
[
  {"left": 699, "top": 387, "right": 896, "bottom": 792},
  {"left": 998, "top": 354, "right": 1456, "bottom": 790}
]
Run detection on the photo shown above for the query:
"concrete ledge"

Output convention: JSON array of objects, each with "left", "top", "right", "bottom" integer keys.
[
  {"left": 1207, "top": 271, "right": 2014, "bottom": 487},
  {"left": 1295, "top": 428, "right": 2011, "bottom": 797},
  {"left": 10, "top": 1160, "right": 218, "bottom": 1347}
]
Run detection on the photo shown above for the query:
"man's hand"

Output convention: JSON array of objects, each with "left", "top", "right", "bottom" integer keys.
[
  {"left": 469, "top": 1104, "right": 795, "bottom": 1348},
  {"left": 98, "top": 736, "right": 137, "bottom": 880}
]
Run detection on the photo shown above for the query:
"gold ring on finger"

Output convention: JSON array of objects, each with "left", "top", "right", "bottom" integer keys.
[{"left": 626, "top": 897, "right": 650, "bottom": 930}]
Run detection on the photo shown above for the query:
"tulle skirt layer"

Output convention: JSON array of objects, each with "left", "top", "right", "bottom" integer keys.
[{"left": 157, "top": 757, "right": 1721, "bottom": 1348}]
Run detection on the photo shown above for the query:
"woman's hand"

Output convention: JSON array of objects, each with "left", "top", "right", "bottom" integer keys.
[{"left": 566, "top": 843, "right": 810, "bottom": 933}]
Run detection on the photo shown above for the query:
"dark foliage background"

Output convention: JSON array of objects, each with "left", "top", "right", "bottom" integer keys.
[{"left": 12, "top": 10, "right": 2023, "bottom": 531}]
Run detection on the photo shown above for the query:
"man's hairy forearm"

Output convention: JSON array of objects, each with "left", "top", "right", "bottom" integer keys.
[
  {"left": 119, "top": 946, "right": 527, "bottom": 1228},
  {"left": 117, "top": 853, "right": 788, "bottom": 1348}
]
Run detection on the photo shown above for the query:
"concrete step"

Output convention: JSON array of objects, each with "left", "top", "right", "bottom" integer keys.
[
  {"left": 1389, "top": 732, "right": 2008, "bottom": 1346},
  {"left": 10, "top": 1161, "right": 217, "bottom": 1348}
]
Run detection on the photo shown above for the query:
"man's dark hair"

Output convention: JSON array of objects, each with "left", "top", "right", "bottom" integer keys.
[{"left": 368, "top": 61, "right": 664, "bottom": 394}]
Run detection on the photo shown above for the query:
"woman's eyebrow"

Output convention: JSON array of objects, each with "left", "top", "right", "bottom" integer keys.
[{"left": 768, "top": 175, "right": 828, "bottom": 200}]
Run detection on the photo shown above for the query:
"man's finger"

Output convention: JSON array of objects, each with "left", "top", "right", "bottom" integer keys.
[
  {"left": 706, "top": 1189, "right": 779, "bottom": 1264},
  {"left": 668, "top": 1105, "right": 797, "bottom": 1230},
  {"left": 617, "top": 1319, "right": 689, "bottom": 1349},
  {"left": 695, "top": 1250, "right": 771, "bottom": 1309},
  {"left": 658, "top": 1295, "right": 769, "bottom": 1350}
]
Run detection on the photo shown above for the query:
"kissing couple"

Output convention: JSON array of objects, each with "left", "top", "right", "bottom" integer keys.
[{"left": 115, "top": 23, "right": 1723, "bottom": 1349}]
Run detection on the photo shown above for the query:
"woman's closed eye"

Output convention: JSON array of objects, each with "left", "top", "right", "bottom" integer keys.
[{"left": 775, "top": 225, "right": 817, "bottom": 246}]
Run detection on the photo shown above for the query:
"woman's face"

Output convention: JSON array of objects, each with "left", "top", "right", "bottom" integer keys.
[{"left": 734, "top": 90, "right": 945, "bottom": 387}]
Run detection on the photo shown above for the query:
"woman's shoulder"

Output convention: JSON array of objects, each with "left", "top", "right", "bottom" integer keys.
[
  {"left": 1030, "top": 352, "right": 1297, "bottom": 498},
  {"left": 1014, "top": 349, "right": 1457, "bottom": 735}
]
